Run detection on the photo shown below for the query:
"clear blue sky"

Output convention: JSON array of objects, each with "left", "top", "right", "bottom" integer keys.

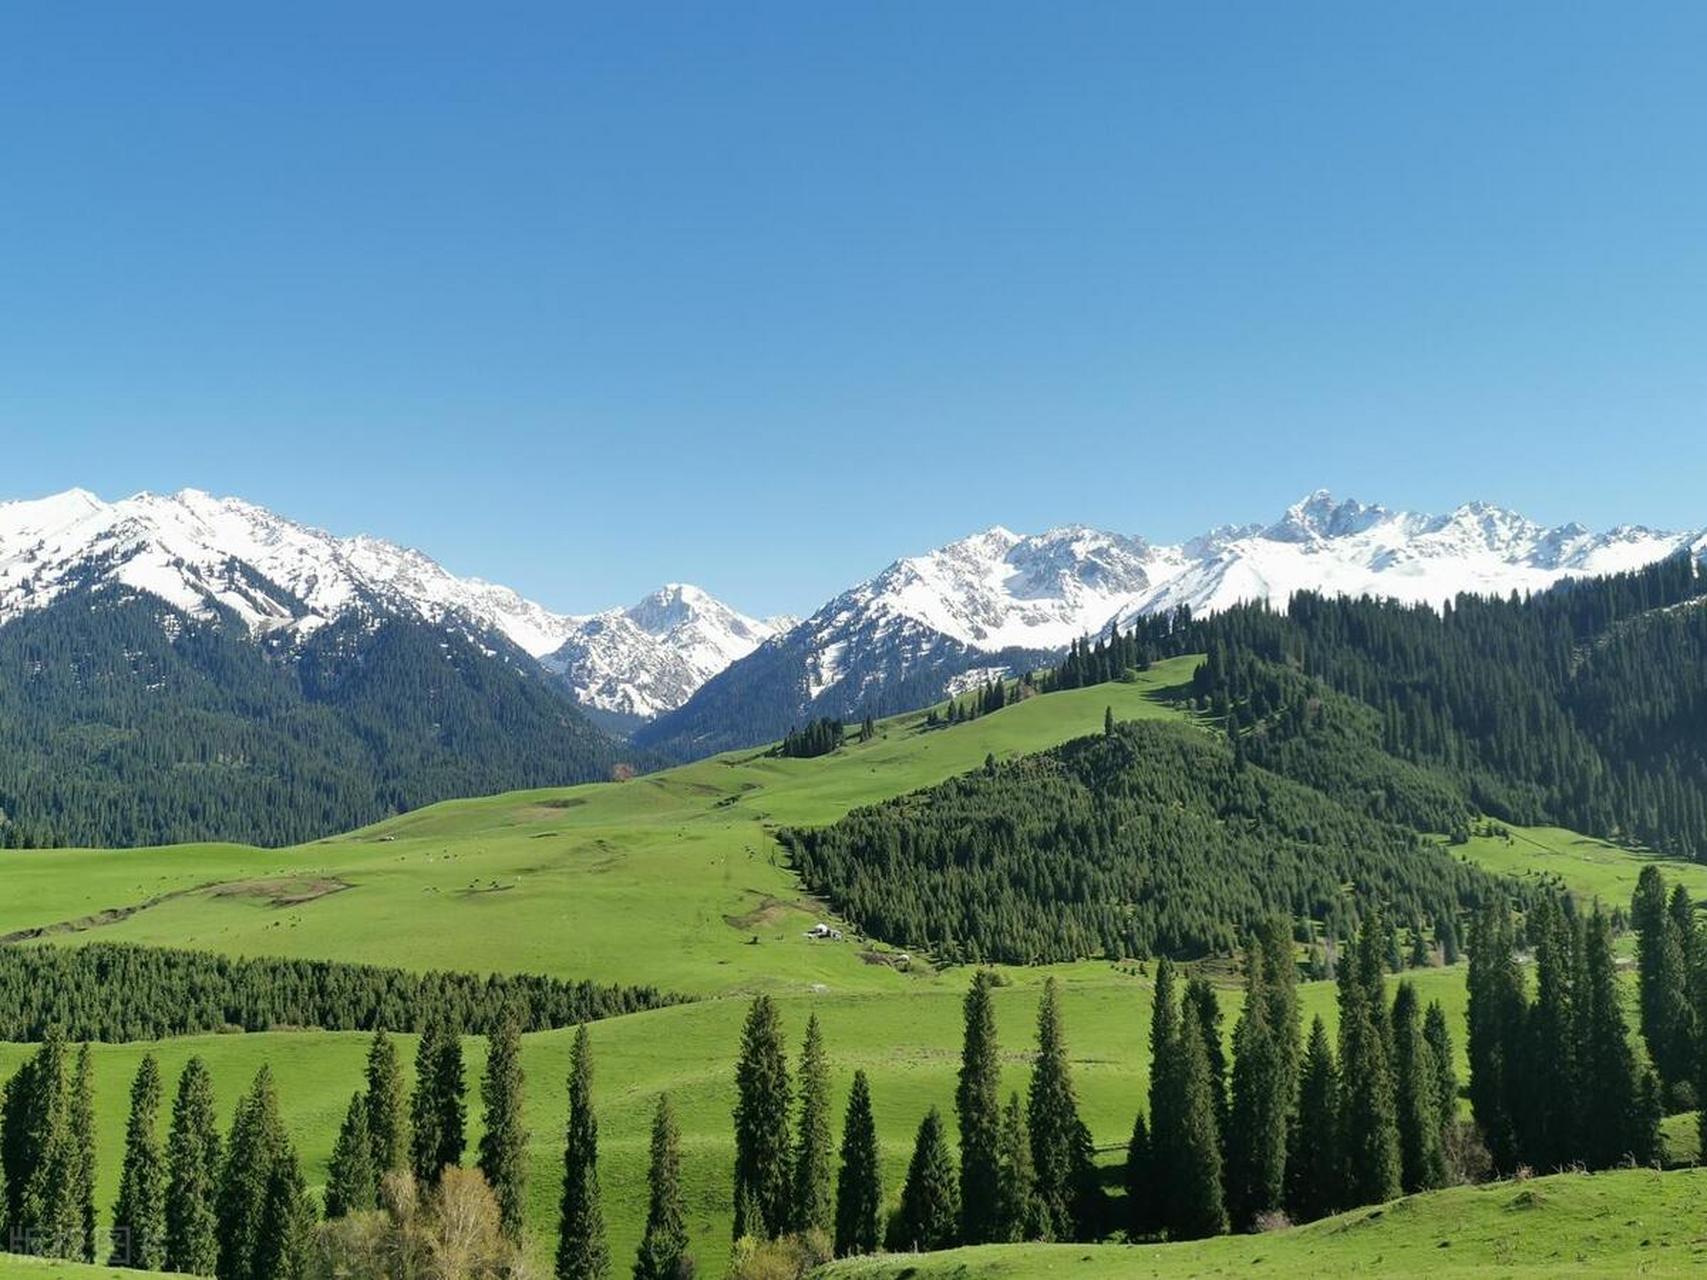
[{"left": 4, "top": 3, "right": 1704, "bottom": 617}]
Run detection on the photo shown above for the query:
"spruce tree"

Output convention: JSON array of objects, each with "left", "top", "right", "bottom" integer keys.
[
  {"left": 409, "top": 1022, "right": 445, "bottom": 1187},
  {"left": 955, "top": 971, "right": 1003, "bottom": 1244},
  {"left": 1225, "top": 943, "right": 1287, "bottom": 1229},
  {"left": 409, "top": 1021, "right": 465, "bottom": 1189},
  {"left": 1421, "top": 1001, "right": 1458, "bottom": 1137},
  {"left": 731, "top": 995, "right": 791, "bottom": 1240},
  {"left": 894, "top": 1107, "right": 959, "bottom": 1253},
  {"left": 323, "top": 1093, "right": 377, "bottom": 1220},
  {"left": 1258, "top": 917, "right": 1301, "bottom": 1121},
  {"left": 1391, "top": 982, "right": 1445, "bottom": 1193},
  {"left": 252, "top": 1146, "right": 311, "bottom": 1280},
  {"left": 1337, "top": 916, "right": 1401, "bottom": 1208},
  {"left": 8, "top": 1030, "right": 71, "bottom": 1258},
  {"left": 633, "top": 1095, "right": 689, "bottom": 1280},
  {"left": 1170, "top": 1016, "right": 1228, "bottom": 1240},
  {"left": 166, "top": 1056, "right": 222, "bottom": 1276},
  {"left": 1524, "top": 895, "right": 1579, "bottom": 1169},
  {"left": 478, "top": 1017, "right": 528, "bottom": 1241},
  {"left": 556, "top": 1026, "right": 608, "bottom": 1280},
  {"left": 1143, "top": 959, "right": 1179, "bottom": 1233},
  {"left": 1581, "top": 909, "right": 1650, "bottom": 1168},
  {"left": 111, "top": 1055, "right": 167, "bottom": 1269},
  {"left": 1466, "top": 902, "right": 1525, "bottom": 1170},
  {"left": 216, "top": 1067, "right": 287, "bottom": 1280},
  {"left": 1026, "top": 978, "right": 1093, "bottom": 1241},
  {"left": 69, "top": 1043, "right": 98, "bottom": 1261},
  {"left": 791, "top": 1014, "right": 833, "bottom": 1236},
  {"left": 363, "top": 1030, "right": 409, "bottom": 1176},
  {"left": 1632, "top": 869, "right": 1696, "bottom": 1092},
  {"left": 833, "top": 1069, "right": 881, "bottom": 1257},
  {"left": 1184, "top": 977, "right": 1228, "bottom": 1131},
  {"left": 431, "top": 1025, "right": 467, "bottom": 1182},
  {"left": 1123, "top": 1110, "right": 1154, "bottom": 1240},
  {"left": 1286, "top": 1015, "right": 1339, "bottom": 1223},
  {"left": 996, "top": 1092, "right": 1040, "bottom": 1243}
]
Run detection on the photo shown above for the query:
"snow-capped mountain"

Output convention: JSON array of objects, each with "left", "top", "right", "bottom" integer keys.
[
  {"left": 542, "top": 584, "right": 788, "bottom": 720},
  {"left": 1121, "top": 491, "right": 1695, "bottom": 623},
  {"left": 0, "top": 488, "right": 770, "bottom": 718},
  {"left": 636, "top": 493, "right": 1704, "bottom": 759}
]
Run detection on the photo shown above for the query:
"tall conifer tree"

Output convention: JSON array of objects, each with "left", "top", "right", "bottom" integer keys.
[
  {"left": 1225, "top": 942, "right": 1287, "bottom": 1228},
  {"left": 166, "top": 1057, "right": 222, "bottom": 1276},
  {"left": 730, "top": 995, "right": 791, "bottom": 1240},
  {"left": 634, "top": 1095, "right": 689, "bottom": 1280},
  {"left": 955, "top": 972, "right": 1003, "bottom": 1243},
  {"left": 894, "top": 1108, "right": 959, "bottom": 1253},
  {"left": 1391, "top": 983, "right": 1445, "bottom": 1193},
  {"left": 1171, "top": 1016, "right": 1228, "bottom": 1239},
  {"left": 1026, "top": 979, "right": 1092, "bottom": 1241},
  {"left": 479, "top": 1018, "right": 528, "bottom": 1241},
  {"left": 833, "top": 1070, "right": 881, "bottom": 1257},
  {"left": 1286, "top": 1015, "right": 1339, "bottom": 1224},
  {"left": 363, "top": 1030, "right": 408, "bottom": 1177},
  {"left": 110, "top": 1056, "right": 166, "bottom": 1269},
  {"left": 556, "top": 1026, "right": 608, "bottom": 1280},
  {"left": 791, "top": 1014, "right": 834, "bottom": 1236},
  {"left": 323, "top": 1094, "right": 377, "bottom": 1220},
  {"left": 1337, "top": 915, "right": 1400, "bottom": 1207}
]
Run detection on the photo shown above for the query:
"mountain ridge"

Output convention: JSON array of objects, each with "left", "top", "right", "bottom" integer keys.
[{"left": 635, "top": 491, "right": 1705, "bottom": 758}]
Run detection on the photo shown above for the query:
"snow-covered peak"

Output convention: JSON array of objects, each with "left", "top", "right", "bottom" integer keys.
[
  {"left": 824, "top": 523, "right": 1167, "bottom": 654},
  {"left": 0, "top": 489, "right": 772, "bottom": 719},
  {"left": 1127, "top": 492, "right": 1701, "bottom": 621},
  {"left": 542, "top": 583, "right": 785, "bottom": 719}
]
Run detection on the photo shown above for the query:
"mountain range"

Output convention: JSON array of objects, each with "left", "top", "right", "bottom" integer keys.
[{"left": 1, "top": 485, "right": 1700, "bottom": 845}]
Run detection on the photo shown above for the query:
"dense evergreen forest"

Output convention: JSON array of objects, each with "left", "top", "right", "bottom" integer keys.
[
  {"left": 783, "top": 718, "right": 1495, "bottom": 964},
  {"left": 1048, "top": 552, "right": 1707, "bottom": 858},
  {"left": 0, "top": 591, "right": 638, "bottom": 849},
  {"left": 0, "top": 942, "right": 682, "bottom": 1042}
]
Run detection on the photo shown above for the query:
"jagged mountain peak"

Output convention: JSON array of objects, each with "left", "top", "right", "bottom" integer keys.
[{"left": 0, "top": 487, "right": 773, "bottom": 722}]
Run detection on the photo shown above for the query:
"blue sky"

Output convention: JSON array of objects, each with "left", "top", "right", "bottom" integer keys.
[{"left": 3, "top": 3, "right": 1704, "bottom": 617}]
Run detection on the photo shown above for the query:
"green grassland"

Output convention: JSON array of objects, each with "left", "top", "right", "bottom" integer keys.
[
  {"left": 0, "top": 652, "right": 1693, "bottom": 1277},
  {"left": 821, "top": 1166, "right": 1707, "bottom": 1279},
  {"left": 0, "top": 963, "right": 1475, "bottom": 1277},
  {"left": 0, "top": 660, "right": 1203, "bottom": 996},
  {"left": 1455, "top": 823, "right": 1707, "bottom": 914}
]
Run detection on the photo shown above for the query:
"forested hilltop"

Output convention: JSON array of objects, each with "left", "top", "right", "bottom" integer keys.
[
  {"left": 0, "top": 591, "right": 636, "bottom": 849},
  {"left": 784, "top": 717, "right": 1492, "bottom": 964},
  {"left": 1050, "top": 551, "right": 1707, "bottom": 858}
]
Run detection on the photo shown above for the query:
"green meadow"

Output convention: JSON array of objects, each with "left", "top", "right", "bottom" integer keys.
[
  {"left": 821, "top": 1165, "right": 1707, "bottom": 1279},
  {"left": 0, "top": 652, "right": 1689, "bottom": 1276}
]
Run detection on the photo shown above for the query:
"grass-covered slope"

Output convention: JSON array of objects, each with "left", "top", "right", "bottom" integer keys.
[
  {"left": 0, "top": 659, "right": 1203, "bottom": 994},
  {"left": 820, "top": 1166, "right": 1707, "bottom": 1278}
]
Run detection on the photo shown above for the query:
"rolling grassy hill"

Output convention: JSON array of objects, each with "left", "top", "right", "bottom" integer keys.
[
  {"left": 820, "top": 1166, "right": 1707, "bottom": 1279},
  {"left": 0, "top": 652, "right": 1693, "bottom": 1276}
]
